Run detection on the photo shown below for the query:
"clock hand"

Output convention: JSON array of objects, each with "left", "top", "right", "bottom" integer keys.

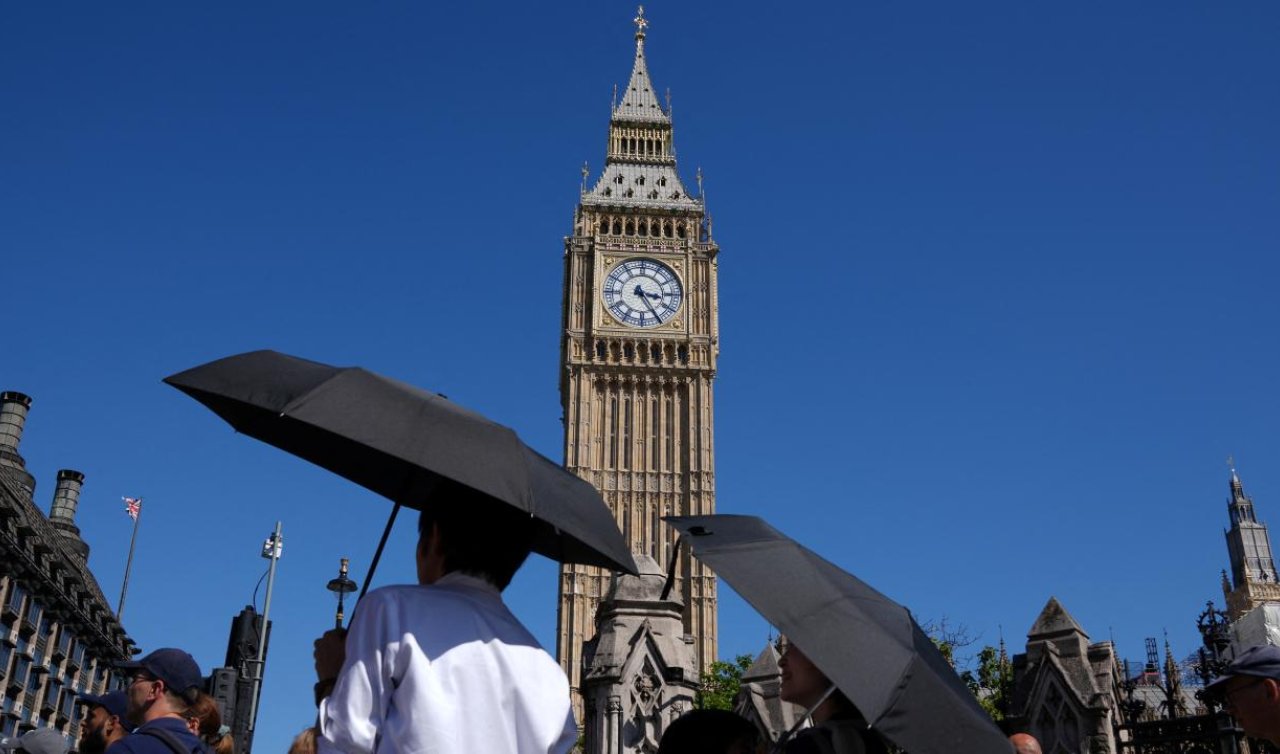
[
  {"left": 640, "top": 291, "right": 660, "bottom": 316},
  {"left": 633, "top": 283, "right": 663, "bottom": 301},
  {"left": 634, "top": 283, "right": 664, "bottom": 302}
]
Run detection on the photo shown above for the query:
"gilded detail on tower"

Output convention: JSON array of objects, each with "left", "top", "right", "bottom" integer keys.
[{"left": 555, "top": 7, "right": 720, "bottom": 715}]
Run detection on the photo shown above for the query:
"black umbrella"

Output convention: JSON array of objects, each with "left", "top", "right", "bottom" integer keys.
[
  {"left": 165, "top": 350, "right": 637, "bottom": 588},
  {"left": 665, "top": 514, "right": 1008, "bottom": 754}
]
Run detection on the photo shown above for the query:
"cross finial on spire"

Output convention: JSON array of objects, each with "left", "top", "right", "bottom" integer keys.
[
  {"left": 1228, "top": 455, "right": 1237, "bottom": 476},
  {"left": 634, "top": 6, "right": 648, "bottom": 40}
]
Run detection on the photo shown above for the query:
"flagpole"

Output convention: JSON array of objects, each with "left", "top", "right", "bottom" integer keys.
[{"left": 118, "top": 499, "right": 142, "bottom": 621}]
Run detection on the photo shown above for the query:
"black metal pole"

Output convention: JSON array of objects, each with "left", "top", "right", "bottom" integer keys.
[{"left": 360, "top": 503, "right": 401, "bottom": 601}]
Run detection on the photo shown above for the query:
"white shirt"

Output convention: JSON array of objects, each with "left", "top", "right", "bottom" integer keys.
[{"left": 318, "top": 573, "right": 578, "bottom": 754}]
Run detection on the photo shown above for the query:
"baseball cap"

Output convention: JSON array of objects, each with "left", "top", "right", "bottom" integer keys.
[
  {"left": 0, "top": 728, "right": 69, "bottom": 754},
  {"left": 77, "top": 691, "right": 136, "bottom": 732},
  {"left": 1204, "top": 644, "right": 1280, "bottom": 699},
  {"left": 118, "top": 648, "right": 203, "bottom": 694}
]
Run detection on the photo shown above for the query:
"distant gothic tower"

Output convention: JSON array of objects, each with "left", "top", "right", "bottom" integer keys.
[
  {"left": 557, "top": 7, "right": 719, "bottom": 711},
  {"left": 1222, "top": 466, "right": 1280, "bottom": 618}
]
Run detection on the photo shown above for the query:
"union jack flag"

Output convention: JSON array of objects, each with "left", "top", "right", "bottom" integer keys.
[{"left": 123, "top": 497, "right": 142, "bottom": 521}]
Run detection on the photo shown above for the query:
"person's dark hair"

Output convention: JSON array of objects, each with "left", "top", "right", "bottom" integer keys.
[
  {"left": 658, "top": 709, "right": 759, "bottom": 754},
  {"left": 417, "top": 479, "right": 535, "bottom": 590},
  {"left": 161, "top": 686, "right": 197, "bottom": 715}
]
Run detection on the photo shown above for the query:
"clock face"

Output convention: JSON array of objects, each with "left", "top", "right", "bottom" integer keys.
[{"left": 603, "top": 258, "right": 683, "bottom": 328}]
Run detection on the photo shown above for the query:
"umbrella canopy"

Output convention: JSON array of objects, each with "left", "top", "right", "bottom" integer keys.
[
  {"left": 165, "top": 350, "right": 636, "bottom": 575},
  {"left": 665, "top": 514, "right": 1008, "bottom": 754}
]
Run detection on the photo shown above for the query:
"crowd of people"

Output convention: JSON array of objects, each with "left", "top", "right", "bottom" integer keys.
[{"left": 5, "top": 483, "right": 1279, "bottom": 754}]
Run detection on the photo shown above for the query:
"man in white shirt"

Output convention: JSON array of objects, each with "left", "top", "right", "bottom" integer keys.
[{"left": 313, "top": 482, "right": 578, "bottom": 754}]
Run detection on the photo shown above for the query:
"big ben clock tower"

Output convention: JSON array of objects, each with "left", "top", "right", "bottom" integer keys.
[{"left": 557, "top": 6, "right": 719, "bottom": 707}]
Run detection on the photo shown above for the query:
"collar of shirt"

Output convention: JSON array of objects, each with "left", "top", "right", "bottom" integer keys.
[{"left": 433, "top": 570, "right": 501, "bottom": 598}]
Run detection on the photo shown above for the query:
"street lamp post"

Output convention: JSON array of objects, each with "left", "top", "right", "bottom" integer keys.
[
  {"left": 326, "top": 558, "right": 357, "bottom": 630},
  {"left": 1195, "top": 600, "right": 1242, "bottom": 754},
  {"left": 246, "top": 522, "right": 282, "bottom": 747}
]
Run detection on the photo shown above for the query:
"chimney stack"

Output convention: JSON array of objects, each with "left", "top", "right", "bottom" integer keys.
[
  {"left": 0, "top": 391, "right": 37, "bottom": 497},
  {"left": 0, "top": 391, "right": 32, "bottom": 468},
  {"left": 50, "top": 469, "right": 91, "bottom": 561}
]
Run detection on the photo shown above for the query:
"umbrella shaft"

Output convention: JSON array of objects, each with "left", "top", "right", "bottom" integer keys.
[
  {"left": 771, "top": 683, "right": 838, "bottom": 753},
  {"left": 360, "top": 502, "right": 402, "bottom": 601}
]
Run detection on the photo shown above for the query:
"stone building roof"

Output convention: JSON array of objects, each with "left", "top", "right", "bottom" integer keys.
[
  {"left": 0, "top": 391, "right": 134, "bottom": 681},
  {"left": 585, "top": 163, "right": 698, "bottom": 210},
  {"left": 1028, "top": 596, "right": 1088, "bottom": 639},
  {"left": 0, "top": 462, "right": 133, "bottom": 664}
]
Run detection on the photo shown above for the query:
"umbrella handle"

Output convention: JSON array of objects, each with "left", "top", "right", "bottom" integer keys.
[
  {"left": 771, "top": 683, "right": 838, "bottom": 753},
  {"left": 359, "top": 502, "right": 402, "bottom": 602}
]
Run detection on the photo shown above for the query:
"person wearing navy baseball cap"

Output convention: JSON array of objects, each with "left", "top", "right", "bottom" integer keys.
[
  {"left": 77, "top": 690, "right": 135, "bottom": 754},
  {"left": 1204, "top": 644, "right": 1280, "bottom": 745},
  {"left": 109, "top": 648, "right": 210, "bottom": 754}
]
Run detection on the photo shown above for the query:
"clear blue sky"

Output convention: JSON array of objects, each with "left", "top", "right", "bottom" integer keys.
[{"left": 4, "top": 1, "right": 1279, "bottom": 750}]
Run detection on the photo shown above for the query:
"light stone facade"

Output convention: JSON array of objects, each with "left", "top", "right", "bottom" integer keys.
[
  {"left": 557, "top": 7, "right": 719, "bottom": 716},
  {"left": 580, "top": 555, "right": 699, "bottom": 754}
]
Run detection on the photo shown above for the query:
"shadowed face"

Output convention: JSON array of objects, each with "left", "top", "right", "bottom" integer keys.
[
  {"left": 1220, "top": 676, "right": 1280, "bottom": 743},
  {"left": 125, "top": 672, "right": 164, "bottom": 724},
  {"left": 778, "top": 641, "right": 830, "bottom": 709},
  {"left": 79, "top": 707, "right": 110, "bottom": 754}
]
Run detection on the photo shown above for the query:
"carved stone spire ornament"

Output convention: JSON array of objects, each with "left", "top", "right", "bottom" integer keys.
[{"left": 579, "top": 556, "right": 699, "bottom": 754}]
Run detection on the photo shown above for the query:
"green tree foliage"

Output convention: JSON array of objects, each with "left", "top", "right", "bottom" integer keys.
[
  {"left": 696, "top": 653, "right": 755, "bottom": 710},
  {"left": 925, "top": 618, "right": 1011, "bottom": 720},
  {"left": 959, "top": 645, "right": 1012, "bottom": 720}
]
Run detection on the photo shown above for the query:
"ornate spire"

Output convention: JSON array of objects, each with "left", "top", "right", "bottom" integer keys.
[
  {"left": 614, "top": 5, "right": 668, "bottom": 123},
  {"left": 582, "top": 7, "right": 699, "bottom": 210},
  {"left": 1223, "top": 461, "right": 1280, "bottom": 609},
  {"left": 1227, "top": 459, "right": 1255, "bottom": 520},
  {"left": 1229, "top": 455, "right": 1247, "bottom": 501}
]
